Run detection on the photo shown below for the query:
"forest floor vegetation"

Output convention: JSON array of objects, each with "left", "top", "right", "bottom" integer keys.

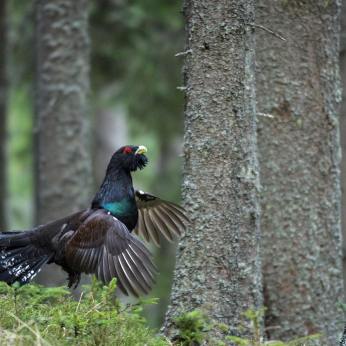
[{"left": 0, "top": 277, "right": 326, "bottom": 346}]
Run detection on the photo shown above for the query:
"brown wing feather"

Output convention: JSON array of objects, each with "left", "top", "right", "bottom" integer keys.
[
  {"left": 134, "top": 190, "right": 190, "bottom": 245},
  {"left": 159, "top": 205, "right": 186, "bottom": 234},
  {"left": 144, "top": 209, "right": 160, "bottom": 246},
  {"left": 66, "top": 209, "right": 158, "bottom": 297},
  {"left": 148, "top": 209, "right": 174, "bottom": 243},
  {"left": 156, "top": 206, "right": 182, "bottom": 237},
  {"left": 138, "top": 210, "right": 150, "bottom": 243}
]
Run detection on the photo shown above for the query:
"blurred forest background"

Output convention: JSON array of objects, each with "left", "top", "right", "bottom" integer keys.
[
  {"left": 2, "top": 0, "right": 346, "bottom": 337},
  {"left": 3, "top": 0, "right": 185, "bottom": 329}
]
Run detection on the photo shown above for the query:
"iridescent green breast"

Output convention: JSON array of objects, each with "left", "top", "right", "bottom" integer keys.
[
  {"left": 101, "top": 198, "right": 134, "bottom": 217},
  {"left": 101, "top": 198, "right": 138, "bottom": 230}
]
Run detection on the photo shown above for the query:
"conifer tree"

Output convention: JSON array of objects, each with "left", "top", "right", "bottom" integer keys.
[
  {"left": 163, "top": 0, "right": 262, "bottom": 341},
  {"left": 35, "top": 0, "right": 92, "bottom": 225},
  {"left": 35, "top": 0, "right": 92, "bottom": 285},
  {"left": 256, "top": 0, "right": 343, "bottom": 343}
]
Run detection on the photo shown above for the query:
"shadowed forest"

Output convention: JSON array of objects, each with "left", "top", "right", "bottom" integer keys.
[{"left": 1, "top": 0, "right": 346, "bottom": 345}]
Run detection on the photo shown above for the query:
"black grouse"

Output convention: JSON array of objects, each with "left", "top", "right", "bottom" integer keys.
[{"left": 0, "top": 145, "right": 189, "bottom": 297}]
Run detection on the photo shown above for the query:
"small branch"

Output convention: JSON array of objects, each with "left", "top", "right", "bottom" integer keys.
[
  {"left": 75, "top": 291, "right": 84, "bottom": 313},
  {"left": 164, "top": 336, "right": 174, "bottom": 346},
  {"left": 175, "top": 50, "right": 192, "bottom": 57},
  {"left": 258, "top": 113, "right": 274, "bottom": 118},
  {"left": 177, "top": 86, "right": 187, "bottom": 90},
  {"left": 250, "top": 24, "right": 286, "bottom": 41},
  {"left": 84, "top": 300, "right": 105, "bottom": 317},
  {"left": 263, "top": 325, "right": 281, "bottom": 331},
  {"left": 9, "top": 313, "right": 52, "bottom": 346}
]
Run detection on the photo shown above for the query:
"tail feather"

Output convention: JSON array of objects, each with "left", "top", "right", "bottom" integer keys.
[
  {"left": 0, "top": 231, "right": 54, "bottom": 286},
  {"left": 0, "top": 232, "right": 30, "bottom": 248},
  {"left": 0, "top": 259, "right": 32, "bottom": 283},
  {"left": 18, "top": 254, "right": 54, "bottom": 285}
]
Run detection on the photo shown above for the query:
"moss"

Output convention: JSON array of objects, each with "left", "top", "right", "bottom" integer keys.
[{"left": 0, "top": 278, "right": 168, "bottom": 346}]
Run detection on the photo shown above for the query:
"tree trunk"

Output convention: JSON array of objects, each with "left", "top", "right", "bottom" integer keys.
[
  {"left": 340, "top": 0, "right": 346, "bottom": 287},
  {"left": 35, "top": 0, "right": 92, "bottom": 225},
  {"left": 163, "top": 0, "right": 262, "bottom": 342},
  {"left": 340, "top": 0, "right": 346, "bottom": 341},
  {"left": 341, "top": 323, "right": 346, "bottom": 346},
  {"left": 34, "top": 0, "right": 92, "bottom": 286},
  {"left": 256, "top": 0, "right": 343, "bottom": 344},
  {"left": 0, "top": 0, "right": 8, "bottom": 233}
]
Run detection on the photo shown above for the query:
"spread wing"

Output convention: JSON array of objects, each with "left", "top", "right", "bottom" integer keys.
[
  {"left": 133, "top": 190, "right": 190, "bottom": 247},
  {"left": 65, "top": 209, "right": 159, "bottom": 297}
]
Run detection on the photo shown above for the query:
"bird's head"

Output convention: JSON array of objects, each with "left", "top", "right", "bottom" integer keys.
[{"left": 108, "top": 145, "right": 148, "bottom": 172}]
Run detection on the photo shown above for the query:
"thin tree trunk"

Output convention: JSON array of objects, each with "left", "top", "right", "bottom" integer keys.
[
  {"left": 256, "top": 0, "right": 343, "bottom": 344},
  {"left": 34, "top": 0, "right": 92, "bottom": 286},
  {"left": 163, "top": 0, "right": 262, "bottom": 342},
  {"left": 0, "top": 0, "right": 8, "bottom": 233},
  {"left": 35, "top": 0, "right": 92, "bottom": 225}
]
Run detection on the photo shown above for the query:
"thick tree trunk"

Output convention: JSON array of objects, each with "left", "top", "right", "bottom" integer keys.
[
  {"left": 163, "top": 0, "right": 262, "bottom": 342},
  {"left": 35, "top": 0, "right": 92, "bottom": 286},
  {"left": 0, "top": 0, "right": 7, "bottom": 233},
  {"left": 340, "top": 0, "right": 346, "bottom": 341},
  {"left": 256, "top": 0, "right": 343, "bottom": 344},
  {"left": 340, "top": 0, "right": 346, "bottom": 287},
  {"left": 35, "top": 0, "right": 92, "bottom": 225}
]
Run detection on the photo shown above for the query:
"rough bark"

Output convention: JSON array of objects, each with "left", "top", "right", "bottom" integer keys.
[
  {"left": 256, "top": 0, "right": 343, "bottom": 344},
  {"left": 340, "top": 0, "right": 346, "bottom": 287},
  {"left": 0, "top": 0, "right": 7, "bottom": 233},
  {"left": 163, "top": 0, "right": 262, "bottom": 342},
  {"left": 35, "top": 0, "right": 92, "bottom": 225},
  {"left": 34, "top": 0, "right": 92, "bottom": 286},
  {"left": 340, "top": 0, "right": 346, "bottom": 341},
  {"left": 341, "top": 324, "right": 346, "bottom": 346}
]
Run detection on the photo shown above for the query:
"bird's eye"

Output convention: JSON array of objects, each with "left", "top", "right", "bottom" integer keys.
[{"left": 123, "top": 147, "right": 132, "bottom": 154}]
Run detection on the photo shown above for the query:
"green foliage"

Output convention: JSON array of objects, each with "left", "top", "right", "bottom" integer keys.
[
  {"left": 0, "top": 283, "right": 326, "bottom": 346},
  {"left": 226, "top": 308, "right": 323, "bottom": 346},
  {"left": 336, "top": 301, "right": 346, "bottom": 333},
  {"left": 337, "top": 302, "right": 346, "bottom": 318},
  {"left": 0, "top": 277, "right": 169, "bottom": 346},
  {"left": 173, "top": 310, "right": 228, "bottom": 346},
  {"left": 174, "top": 311, "right": 211, "bottom": 345}
]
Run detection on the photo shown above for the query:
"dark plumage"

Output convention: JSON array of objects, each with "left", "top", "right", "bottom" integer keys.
[{"left": 0, "top": 145, "right": 189, "bottom": 297}]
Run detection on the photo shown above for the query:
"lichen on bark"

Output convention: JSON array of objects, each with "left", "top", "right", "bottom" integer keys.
[
  {"left": 256, "top": 0, "right": 344, "bottom": 344},
  {"left": 35, "top": 0, "right": 92, "bottom": 225},
  {"left": 163, "top": 0, "right": 263, "bottom": 342},
  {"left": 34, "top": 0, "right": 92, "bottom": 285},
  {"left": 340, "top": 0, "right": 346, "bottom": 288}
]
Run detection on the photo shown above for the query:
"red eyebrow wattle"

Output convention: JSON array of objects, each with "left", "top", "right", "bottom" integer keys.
[{"left": 123, "top": 147, "right": 132, "bottom": 153}]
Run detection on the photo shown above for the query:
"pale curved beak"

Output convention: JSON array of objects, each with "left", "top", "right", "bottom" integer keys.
[{"left": 135, "top": 146, "right": 147, "bottom": 155}]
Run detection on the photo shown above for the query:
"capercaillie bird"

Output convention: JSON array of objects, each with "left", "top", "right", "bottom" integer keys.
[{"left": 0, "top": 145, "right": 189, "bottom": 297}]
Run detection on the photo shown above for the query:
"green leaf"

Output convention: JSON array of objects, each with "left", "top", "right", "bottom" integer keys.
[
  {"left": 226, "top": 336, "right": 251, "bottom": 345},
  {"left": 287, "top": 333, "right": 323, "bottom": 344}
]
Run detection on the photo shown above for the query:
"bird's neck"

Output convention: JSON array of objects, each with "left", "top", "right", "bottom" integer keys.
[{"left": 92, "top": 169, "right": 138, "bottom": 229}]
